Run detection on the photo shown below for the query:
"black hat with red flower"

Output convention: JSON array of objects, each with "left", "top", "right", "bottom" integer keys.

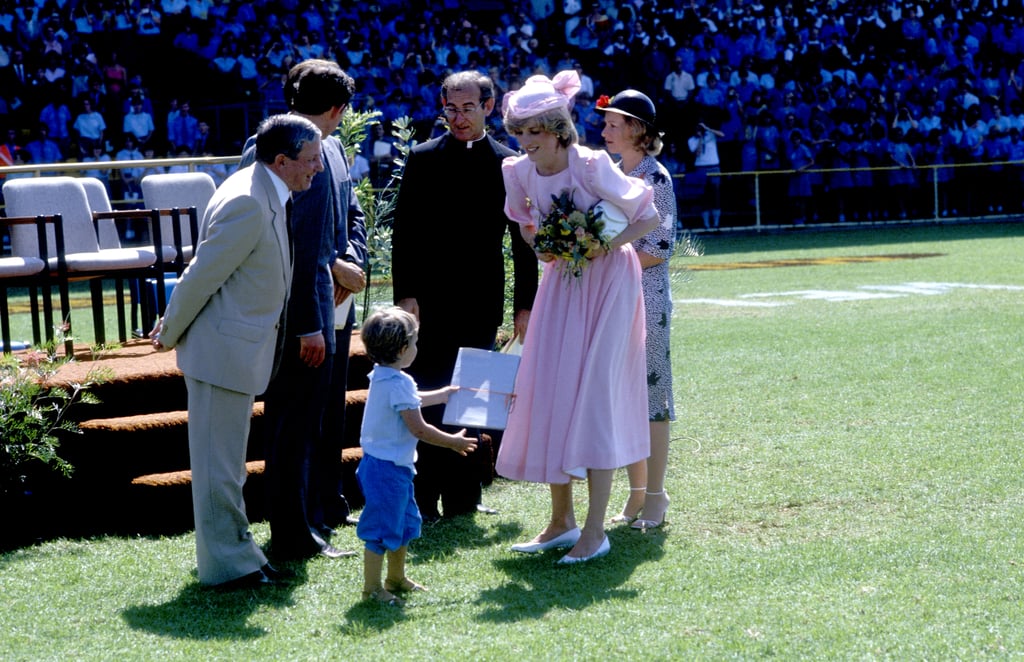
[{"left": 595, "top": 89, "right": 657, "bottom": 129}]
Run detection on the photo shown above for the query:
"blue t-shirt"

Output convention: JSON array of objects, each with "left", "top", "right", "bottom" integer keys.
[{"left": 360, "top": 366, "right": 421, "bottom": 470}]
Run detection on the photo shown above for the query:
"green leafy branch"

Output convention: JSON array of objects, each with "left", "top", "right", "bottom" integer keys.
[{"left": 336, "top": 111, "right": 415, "bottom": 322}]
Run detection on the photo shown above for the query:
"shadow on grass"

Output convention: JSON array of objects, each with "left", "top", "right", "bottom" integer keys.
[
  {"left": 474, "top": 526, "right": 668, "bottom": 622},
  {"left": 407, "top": 511, "right": 525, "bottom": 561},
  {"left": 120, "top": 565, "right": 307, "bottom": 640},
  {"left": 338, "top": 596, "right": 411, "bottom": 635}
]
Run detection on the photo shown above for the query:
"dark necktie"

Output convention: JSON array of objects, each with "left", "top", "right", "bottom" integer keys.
[{"left": 285, "top": 198, "right": 294, "bottom": 257}]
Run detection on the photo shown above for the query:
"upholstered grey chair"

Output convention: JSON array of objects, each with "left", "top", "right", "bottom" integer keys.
[
  {"left": 141, "top": 171, "right": 217, "bottom": 273},
  {"left": 0, "top": 214, "right": 71, "bottom": 355},
  {"left": 3, "top": 177, "right": 162, "bottom": 345}
]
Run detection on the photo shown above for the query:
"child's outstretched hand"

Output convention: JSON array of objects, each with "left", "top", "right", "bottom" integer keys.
[{"left": 448, "top": 429, "right": 477, "bottom": 456}]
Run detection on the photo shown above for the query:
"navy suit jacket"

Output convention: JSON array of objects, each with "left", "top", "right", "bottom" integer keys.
[{"left": 241, "top": 134, "right": 367, "bottom": 355}]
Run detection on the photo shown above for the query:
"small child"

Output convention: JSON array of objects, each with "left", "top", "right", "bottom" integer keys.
[{"left": 356, "top": 307, "right": 477, "bottom": 606}]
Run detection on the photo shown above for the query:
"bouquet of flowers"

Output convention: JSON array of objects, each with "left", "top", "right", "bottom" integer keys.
[{"left": 532, "top": 189, "right": 612, "bottom": 279}]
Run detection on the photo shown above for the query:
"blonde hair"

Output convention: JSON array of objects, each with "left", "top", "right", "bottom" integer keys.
[
  {"left": 622, "top": 115, "right": 664, "bottom": 157},
  {"left": 360, "top": 307, "right": 417, "bottom": 365}
]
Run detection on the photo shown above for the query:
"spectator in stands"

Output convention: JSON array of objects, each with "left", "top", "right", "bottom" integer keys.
[
  {"left": 82, "top": 143, "right": 112, "bottom": 189},
  {"left": 664, "top": 56, "right": 695, "bottom": 135},
  {"left": 135, "top": 0, "right": 162, "bottom": 36},
  {"left": 24, "top": 123, "right": 62, "bottom": 166},
  {"left": 349, "top": 150, "right": 369, "bottom": 182},
  {"left": 786, "top": 130, "right": 814, "bottom": 225},
  {"left": 38, "top": 51, "right": 66, "bottom": 93},
  {"left": 168, "top": 99, "right": 199, "bottom": 153},
  {"left": 693, "top": 71, "right": 726, "bottom": 111},
  {"left": 102, "top": 51, "right": 129, "bottom": 103},
  {"left": 688, "top": 119, "right": 724, "bottom": 229},
  {"left": 39, "top": 92, "right": 71, "bottom": 151},
  {"left": 367, "top": 121, "right": 397, "bottom": 188},
  {"left": 115, "top": 134, "right": 145, "bottom": 201},
  {"left": 123, "top": 94, "right": 155, "bottom": 146},
  {"left": 888, "top": 126, "right": 917, "bottom": 219},
  {"left": 72, "top": 97, "right": 105, "bottom": 154}
]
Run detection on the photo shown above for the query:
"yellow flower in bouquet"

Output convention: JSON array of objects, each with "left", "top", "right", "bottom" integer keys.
[{"left": 533, "top": 189, "right": 611, "bottom": 279}]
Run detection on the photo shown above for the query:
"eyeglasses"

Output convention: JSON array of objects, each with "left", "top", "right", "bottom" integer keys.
[{"left": 443, "top": 103, "right": 481, "bottom": 119}]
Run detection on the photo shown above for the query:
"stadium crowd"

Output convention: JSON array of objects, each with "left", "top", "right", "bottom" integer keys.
[{"left": 2, "top": 0, "right": 1024, "bottom": 222}]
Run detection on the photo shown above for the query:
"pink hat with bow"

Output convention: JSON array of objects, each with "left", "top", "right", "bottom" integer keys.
[{"left": 502, "top": 70, "right": 582, "bottom": 120}]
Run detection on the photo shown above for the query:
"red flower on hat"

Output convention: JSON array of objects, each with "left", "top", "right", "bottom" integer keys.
[{"left": 596, "top": 94, "right": 611, "bottom": 109}]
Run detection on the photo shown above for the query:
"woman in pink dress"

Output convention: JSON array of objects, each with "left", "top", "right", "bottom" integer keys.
[{"left": 496, "top": 70, "right": 660, "bottom": 564}]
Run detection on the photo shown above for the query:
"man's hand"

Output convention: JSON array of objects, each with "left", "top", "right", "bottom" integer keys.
[
  {"left": 397, "top": 297, "right": 420, "bottom": 320},
  {"left": 299, "top": 333, "right": 326, "bottom": 368},
  {"left": 334, "top": 286, "right": 351, "bottom": 307},
  {"left": 331, "top": 259, "right": 366, "bottom": 294},
  {"left": 514, "top": 309, "right": 530, "bottom": 341},
  {"left": 149, "top": 317, "right": 168, "bottom": 352}
]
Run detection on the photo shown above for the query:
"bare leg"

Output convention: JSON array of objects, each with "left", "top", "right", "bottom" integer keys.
[
  {"left": 523, "top": 482, "right": 576, "bottom": 542},
  {"left": 362, "top": 548, "right": 384, "bottom": 594},
  {"left": 645, "top": 420, "right": 670, "bottom": 494},
  {"left": 634, "top": 421, "right": 671, "bottom": 529},
  {"left": 385, "top": 546, "right": 427, "bottom": 593},
  {"left": 362, "top": 548, "right": 402, "bottom": 605},
  {"left": 566, "top": 469, "right": 612, "bottom": 558},
  {"left": 610, "top": 460, "right": 647, "bottom": 523}
]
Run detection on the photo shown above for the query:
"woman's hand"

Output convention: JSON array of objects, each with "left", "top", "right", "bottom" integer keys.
[
  {"left": 537, "top": 251, "right": 556, "bottom": 263},
  {"left": 584, "top": 242, "right": 607, "bottom": 260}
]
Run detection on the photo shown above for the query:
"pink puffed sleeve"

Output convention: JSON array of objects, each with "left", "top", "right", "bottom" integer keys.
[
  {"left": 502, "top": 155, "right": 535, "bottom": 229},
  {"left": 579, "top": 148, "right": 657, "bottom": 224}
]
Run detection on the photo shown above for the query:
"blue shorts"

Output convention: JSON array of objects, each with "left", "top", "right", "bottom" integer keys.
[{"left": 356, "top": 454, "right": 422, "bottom": 555}]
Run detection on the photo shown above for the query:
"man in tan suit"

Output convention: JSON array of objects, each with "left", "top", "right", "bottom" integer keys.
[{"left": 151, "top": 114, "right": 324, "bottom": 589}]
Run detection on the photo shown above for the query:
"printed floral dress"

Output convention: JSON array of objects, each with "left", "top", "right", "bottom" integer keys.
[{"left": 627, "top": 155, "right": 677, "bottom": 422}]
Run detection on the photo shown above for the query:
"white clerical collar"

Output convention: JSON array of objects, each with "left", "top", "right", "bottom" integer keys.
[{"left": 463, "top": 134, "right": 487, "bottom": 149}]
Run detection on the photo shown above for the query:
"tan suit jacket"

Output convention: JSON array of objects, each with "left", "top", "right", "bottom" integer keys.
[{"left": 159, "top": 162, "right": 291, "bottom": 394}]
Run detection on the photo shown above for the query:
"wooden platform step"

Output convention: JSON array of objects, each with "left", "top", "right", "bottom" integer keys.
[
  {"left": 130, "top": 448, "right": 364, "bottom": 490},
  {"left": 79, "top": 391, "right": 367, "bottom": 435},
  {"left": 80, "top": 401, "right": 264, "bottom": 433}
]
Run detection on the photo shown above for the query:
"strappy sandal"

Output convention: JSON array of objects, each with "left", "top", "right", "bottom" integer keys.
[
  {"left": 609, "top": 486, "right": 646, "bottom": 524},
  {"left": 631, "top": 490, "right": 670, "bottom": 531},
  {"left": 384, "top": 578, "right": 428, "bottom": 593},
  {"left": 362, "top": 588, "right": 405, "bottom": 607}
]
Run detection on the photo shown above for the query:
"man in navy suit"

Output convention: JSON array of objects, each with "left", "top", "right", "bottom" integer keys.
[
  {"left": 392, "top": 70, "right": 538, "bottom": 520},
  {"left": 241, "top": 59, "right": 367, "bottom": 561},
  {"left": 152, "top": 114, "right": 323, "bottom": 587}
]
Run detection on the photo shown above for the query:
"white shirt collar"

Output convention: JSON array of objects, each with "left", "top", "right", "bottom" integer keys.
[{"left": 261, "top": 162, "right": 292, "bottom": 209}]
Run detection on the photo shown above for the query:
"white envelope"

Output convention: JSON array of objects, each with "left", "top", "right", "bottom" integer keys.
[{"left": 443, "top": 347, "right": 521, "bottom": 430}]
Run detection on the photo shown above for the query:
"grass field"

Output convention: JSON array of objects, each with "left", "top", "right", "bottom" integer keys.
[{"left": 3, "top": 222, "right": 1024, "bottom": 660}]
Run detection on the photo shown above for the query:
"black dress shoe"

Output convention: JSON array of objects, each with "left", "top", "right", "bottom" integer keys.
[
  {"left": 320, "top": 544, "right": 357, "bottom": 559},
  {"left": 214, "top": 569, "right": 275, "bottom": 591},
  {"left": 260, "top": 563, "right": 295, "bottom": 581}
]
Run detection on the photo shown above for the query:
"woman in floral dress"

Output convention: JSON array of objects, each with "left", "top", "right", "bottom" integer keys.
[{"left": 598, "top": 89, "right": 677, "bottom": 531}]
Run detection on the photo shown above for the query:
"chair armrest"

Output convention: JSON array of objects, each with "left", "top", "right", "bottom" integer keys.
[{"left": 92, "top": 208, "right": 166, "bottom": 262}]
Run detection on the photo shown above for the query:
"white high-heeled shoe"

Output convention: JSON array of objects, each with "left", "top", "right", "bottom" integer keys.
[
  {"left": 631, "top": 490, "right": 669, "bottom": 530},
  {"left": 609, "top": 486, "right": 646, "bottom": 524},
  {"left": 510, "top": 527, "right": 581, "bottom": 554},
  {"left": 557, "top": 536, "right": 610, "bottom": 565}
]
